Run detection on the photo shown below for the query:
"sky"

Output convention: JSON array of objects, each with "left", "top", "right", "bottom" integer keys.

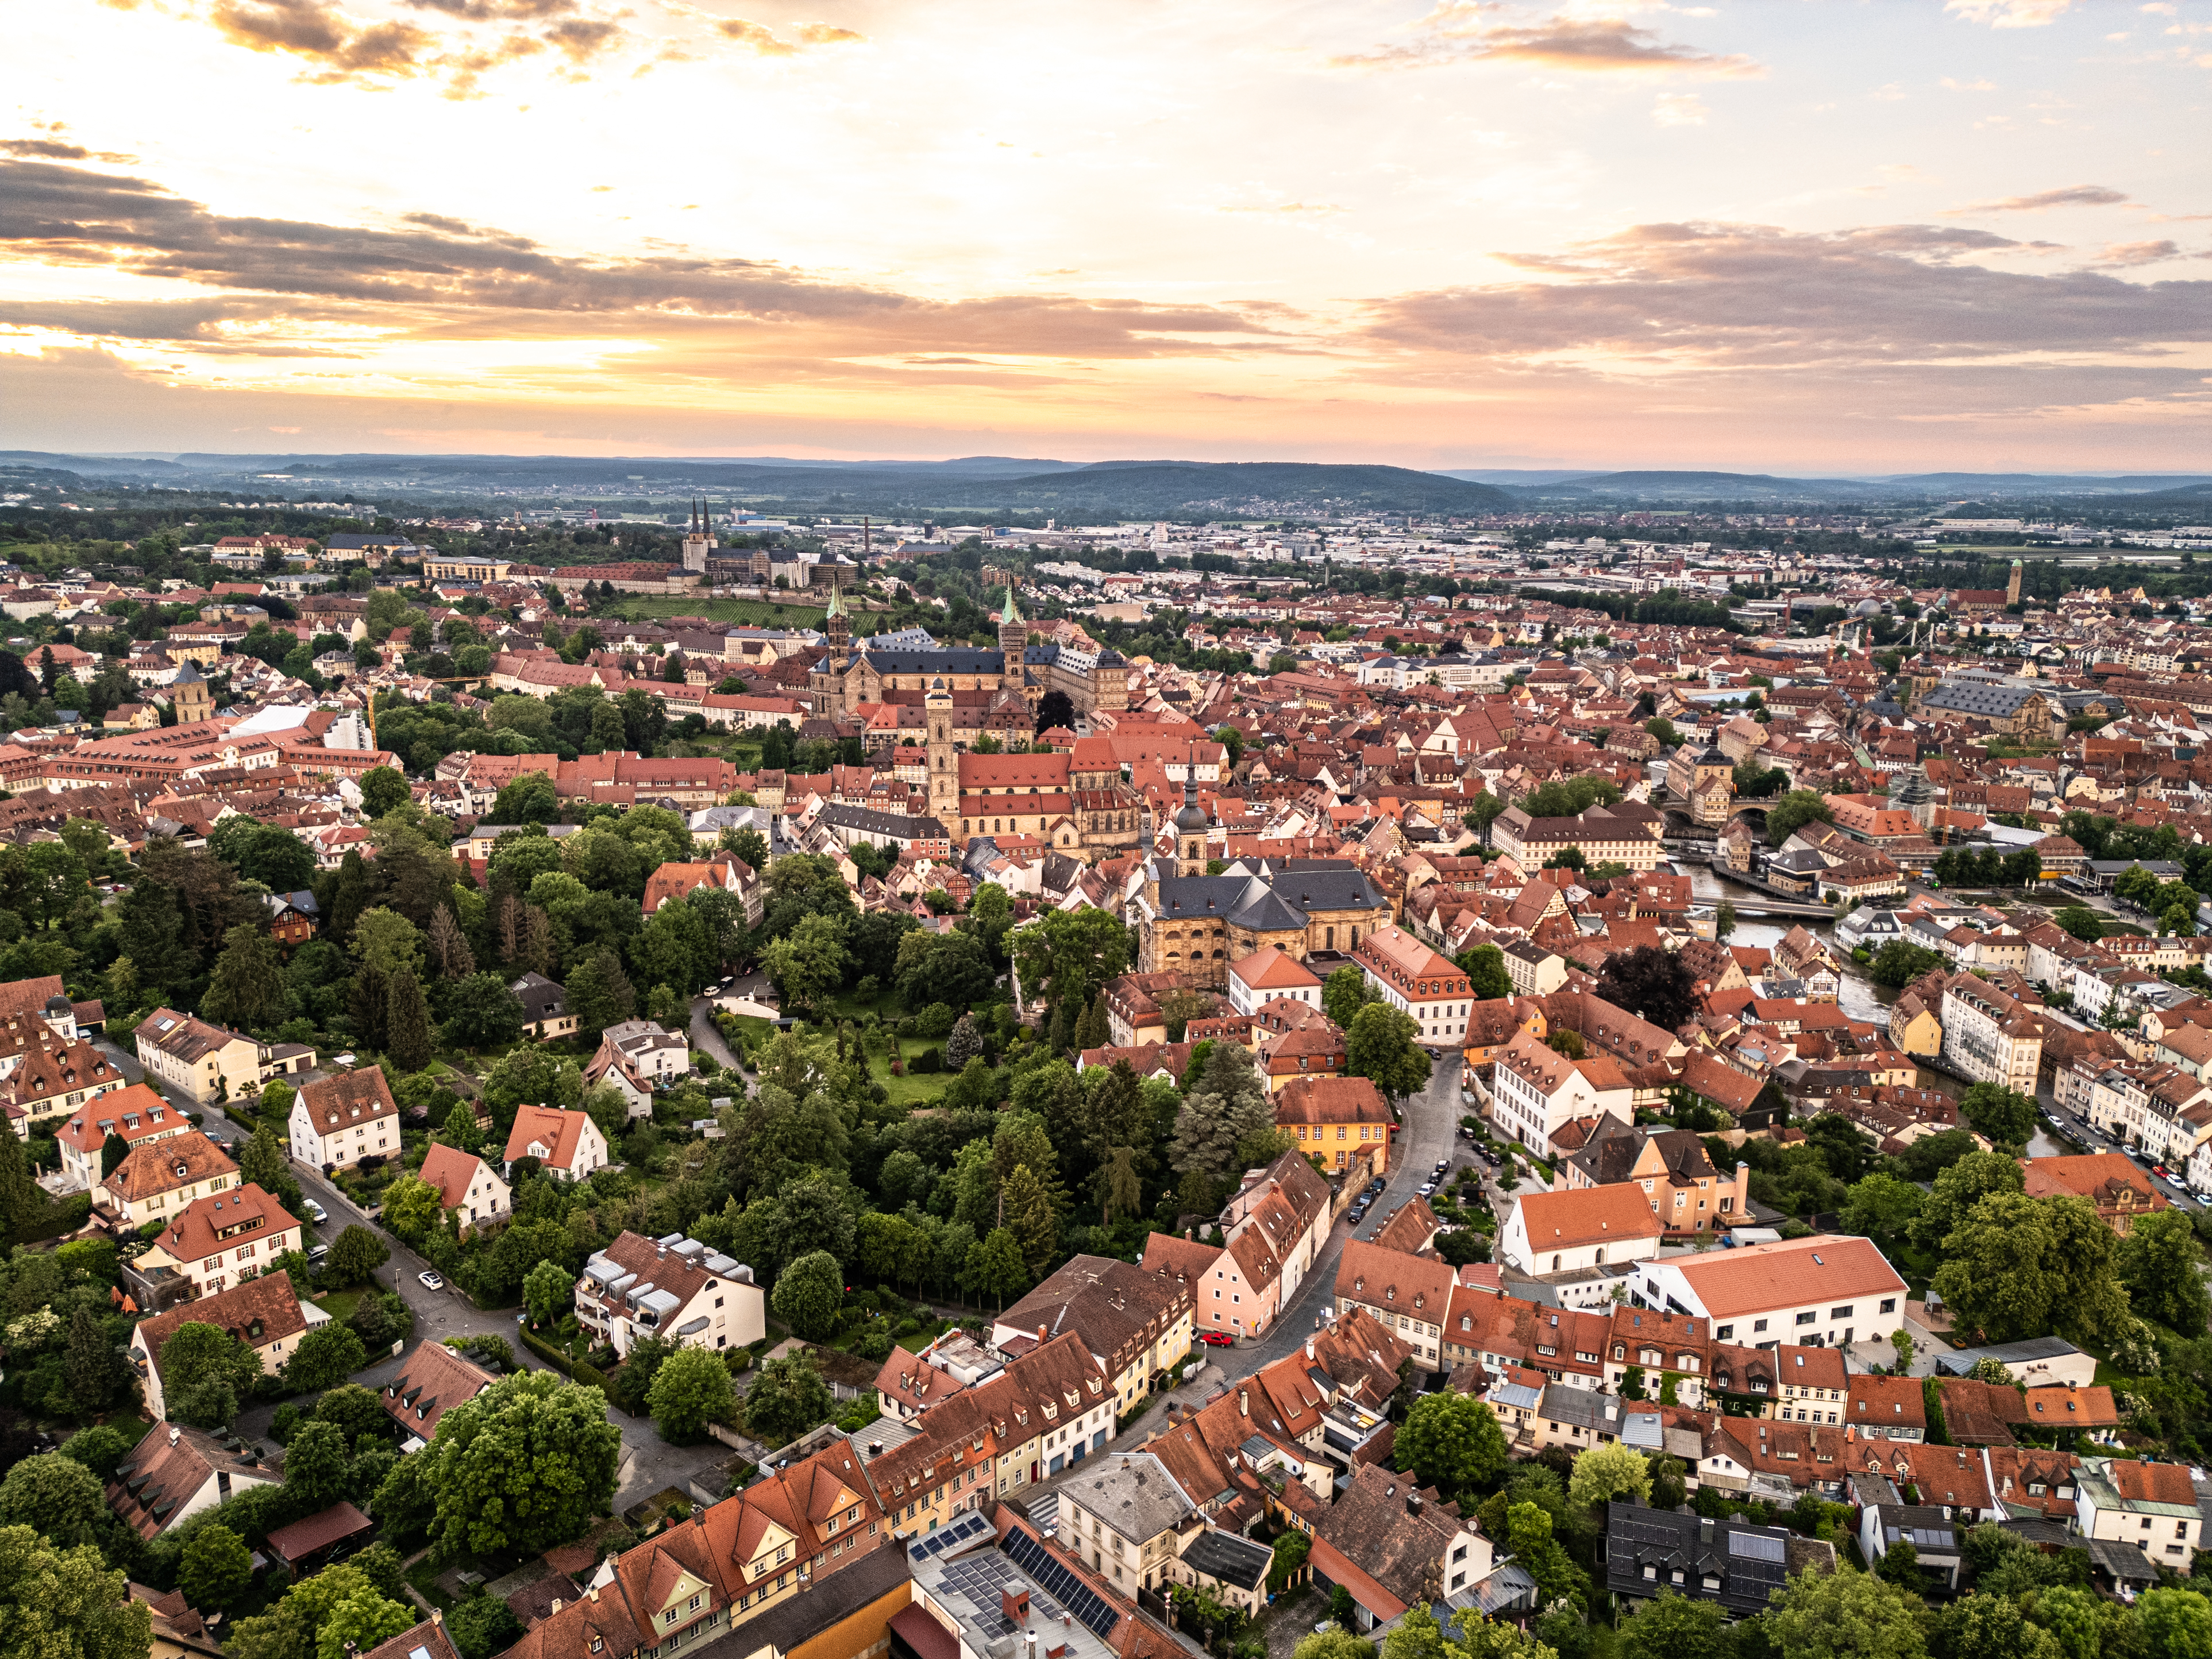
[{"left": 3, "top": 0, "right": 2210, "bottom": 473}]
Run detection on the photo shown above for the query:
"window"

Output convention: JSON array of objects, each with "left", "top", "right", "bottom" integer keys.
[
  {"left": 1879, "top": 1298, "right": 1897, "bottom": 1314},
  {"left": 1829, "top": 1306, "right": 1854, "bottom": 1321},
  {"left": 1795, "top": 1311, "right": 1817, "bottom": 1326},
  {"left": 1716, "top": 1325, "right": 1734, "bottom": 1341},
  {"left": 1753, "top": 1319, "right": 1768, "bottom": 1333}
]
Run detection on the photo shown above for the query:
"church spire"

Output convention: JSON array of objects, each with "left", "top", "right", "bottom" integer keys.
[{"left": 1000, "top": 582, "right": 1019, "bottom": 626}]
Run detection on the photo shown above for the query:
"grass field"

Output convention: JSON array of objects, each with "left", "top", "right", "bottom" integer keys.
[{"left": 608, "top": 596, "right": 829, "bottom": 627}]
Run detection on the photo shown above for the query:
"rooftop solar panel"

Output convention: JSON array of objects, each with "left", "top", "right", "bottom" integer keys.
[{"left": 1728, "top": 1532, "right": 1786, "bottom": 1562}]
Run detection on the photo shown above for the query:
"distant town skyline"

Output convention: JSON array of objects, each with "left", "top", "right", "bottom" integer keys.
[{"left": 6, "top": 0, "right": 2208, "bottom": 471}]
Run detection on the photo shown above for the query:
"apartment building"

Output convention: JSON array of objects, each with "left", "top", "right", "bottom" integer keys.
[
  {"left": 1500, "top": 1186, "right": 1665, "bottom": 1295},
  {"left": 1554, "top": 1122, "right": 1750, "bottom": 1237},
  {"left": 864, "top": 1332, "right": 1117, "bottom": 1535},
  {"left": 1273, "top": 1074, "right": 1393, "bottom": 1176},
  {"left": 1489, "top": 1027, "right": 1633, "bottom": 1153},
  {"left": 1335, "top": 1241, "right": 1454, "bottom": 1367},
  {"left": 137, "top": 1007, "right": 315, "bottom": 1106},
  {"left": 1939, "top": 973, "right": 2044, "bottom": 1094},
  {"left": 1227, "top": 946, "right": 1322, "bottom": 1015},
  {"left": 1354, "top": 924, "right": 1473, "bottom": 1048},
  {"left": 575, "top": 1230, "right": 765, "bottom": 1358},
  {"left": 2075, "top": 1458, "right": 2202, "bottom": 1568},
  {"left": 1492, "top": 801, "right": 1667, "bottom": 873}
]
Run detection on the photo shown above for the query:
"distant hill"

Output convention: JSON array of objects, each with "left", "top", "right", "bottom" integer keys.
[{"left": 961, "top": 461, "right": 1513, "bottom": 515}]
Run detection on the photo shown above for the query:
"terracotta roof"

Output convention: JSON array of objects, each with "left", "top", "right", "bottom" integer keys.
[
  {"left": 382, "top": 1341, "right": 498, "bottom": 1439},
  {"left": 102, "top": 1129, "right": 237, "bottom": 1204},
  {"left": 57, "top": 1081, "right": 182, "bottom": 1156},
  {"left": 137, "top": 1273, "right": 309, "bottom": 1371},
  {"left": 151, "top": 1182, "right": 299, "bottom": 1267},
  {"left": 266, "top": 1502, "right": 373, "bottom": 1564},
  {"left": 1512, "top": 1184, "right": 1665, "bottom": 1252},
  {"left": 1662, "top": 1234, "right": 1904, "bottom": 1319},
  {"left": 504, "top": 1102, "right": 594, "bottom": 1170},
  {"left": 297, "top": 1066, "right": 399, "bottom": 1131},
  {"left": 417, "top": 1141, "right": 498, "bottom": 1211}
]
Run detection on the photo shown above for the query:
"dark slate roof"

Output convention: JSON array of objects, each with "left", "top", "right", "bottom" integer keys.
[
  {"left": 1920, "top": 680, "right": 2048, "bottom": 718},
  {"left": 1565, "top": 1123, "right": 1720, "bottom": 1188},
  {"left": 1153, "top": 875, "right": 1266, "bottom": 918},
  {"left": 1604, "top": 1500, "right": 1794, "bottom": 1614},
  {"left": 819, "top": 803, "right": 950, "bottom": 840},
  {"left": 1180, "top": 1530, "right": 1272, "bottom": 1592},
  {"left": 1228, "top": 888, "right": 1308, "bottom": 933},
  {"left": 860, "top": 649, "right": 1007, "bottom": 675}
]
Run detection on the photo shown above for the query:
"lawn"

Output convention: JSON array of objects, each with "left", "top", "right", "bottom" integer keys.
[
  {"left": 895, "top": 1319, "right": 958, "bottom": 1353},
  {"left": 608, "top": 596, "right": 830, "bottom": 628},
  {"left": 870, "top": 1037, "right": 957, "bottom": 1108},
  {"left": 313, "top": 1287, "right": 368, "bottom": 1323}
]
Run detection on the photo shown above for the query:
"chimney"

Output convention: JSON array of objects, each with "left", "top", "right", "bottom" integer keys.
[
  {"left": 1239, "top": 1391, "right": 1248, "bottom": 1418},
  {"left": 549, "top": 1601, "right": 564, "bottom": 1616},
  {"left": 1406, "top": 1493, "right": 1421, "bottom": 1516},
  {"left": 1037, "top": 1325, "right": 1047, "bottom": 1342},
  {"left": 1305, "top": 1339, "right": 1315, "bottom": 1362},
  {"left": 588, "top": 1589, "right": 599, "bottom": 1604}
]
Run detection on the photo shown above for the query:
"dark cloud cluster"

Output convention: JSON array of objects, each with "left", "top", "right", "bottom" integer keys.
[
  {"left": 0, "top": 159, "right": 1289, "bottom": 360},
  {"left": 201, "top": 0, "right": 624, "bottom": 91},
  {"left": 1362, "top": 221, "right": 2212, "bottom": 367}
]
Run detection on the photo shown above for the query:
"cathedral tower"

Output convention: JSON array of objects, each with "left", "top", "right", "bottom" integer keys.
[
  {"left": 823, "top": 579, "right": 851, "bottom": 656},
  {"left": 1174, "top": 743, "right": 1208, "bottom": 875},
  {"left": 680, "top": 498, "right": 715, "bottom": 573},
  {"left": 926, "top": 678, "right": 959, "bottom": 825},
  {"left": 2006, "top": 559, "right": 2023, "bottom": 606},
  {"left": 997, "top": 584, "right": 1026, "bottom": 679}
]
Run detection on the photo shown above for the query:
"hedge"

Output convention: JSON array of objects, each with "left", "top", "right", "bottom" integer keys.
[
  {"left": 519, "top": 1326, "right": 608, "bottom": 1392},
  {"left": 13, "top": 1193, "right": 91, "bottom": 1247}
]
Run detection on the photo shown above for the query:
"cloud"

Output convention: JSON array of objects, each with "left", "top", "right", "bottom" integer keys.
[
  {"left": 715, "top": 17, "right": 863, "bottom": 55},
  {"left": 403, "top": 0, "right": 574, "bottom": 17},
  {"left": 1652, "top": 93, "right": 1706, "bottom": 125},
  {"left": 1332, "top": 8, "right": 1762, "bottom": 78},
  {"left": 2098, "top": 239, "right": 2182, "bottom": 265},
  {"left": 1219, "top": 201, "right": 1347, "bottom": 215},
  {"left": 0, "top": 137, "right": 138, "bottom": 163},
  {"left": 208, "top": 0, "right": 438, "bottom": 79},
  {"left": 0, "top": 158, "right": 1297, "bottom": 360},
  {"left": 1940, "top": 76, "right": 1996, "bottom": 90},
  {"left": 793, "top": 22, "right": 863, "bottom": 45},
  {"left": 1952, "top": 184, "right": 2129, "bottom": 213},
  {"left": 1947, "top": 0, "right": 2075, "bottom": 26},
  {"left": 1359, "top": 220, "right": 2212, "bottom": 368}
]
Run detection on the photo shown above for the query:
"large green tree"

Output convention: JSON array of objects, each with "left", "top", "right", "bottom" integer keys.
[
  {"left": 180, "top": 1523, "right": 256, "bottom": 1612},
  {"left": 0, "top": 1456, "right": 105, "bottom": 1549},
  {"left": 769, "top": 1250, "right": 844, "bottom": 1341},
  {"left": 1393, "top": 1392, "right": 1507, "bottom": 1503},
  {"left": 1932, "top": 1192, "right": 2129, "bottom": 1348},
  {"left": 646, "top": 1346, "right": 736, "bottom": 1444},
  {"left": 1169, "top": 1043, "right": 1281, "bottom": 1184},
  {"left": 202, "top": 923, "right": 290, "bottom": 1030},
  {"left": 1957, "top": 1083, "right": 2035, "bottom": 1149},
  {"left": 1758, "top": 1566, "right": 1926, "bottom": 1659},
  {"left": 401, "top": 1371, "right": 623, "bottom": 1565},
  {"left": 0, "top": 1525, "right": 151, "bottom": 1659},
  {"left": 1617, "top": 1592, "right": 1727, "bottom": 1659},
  {"left": 1347, "top": 1003, "right": 1432, "bottom": 1105},
  {"left": 741, "top": 1353, "right": 833, "bottom": 1448},
  {"left": 2117, "top": 1208, "right": 2210, "bottom": 1334},
  {"left": 1764, "top": 790, "right": 1835, "bottom": 846}
]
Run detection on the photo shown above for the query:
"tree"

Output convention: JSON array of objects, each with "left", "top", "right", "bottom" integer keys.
[
  {"left": 63, "top": 1306, "right": 123, "bottom": 1414},
  {"left": 446, "top": 1598, "right": 526, "bottom": 1659},
  {"left": 0, "top": 1525, "right": 151, "bottom": 1659},
  {"left": 946, "top": 1013, "right": 984, "bottom": 1071},
  {"left": 381, "top": 1174, "right": 444, "bottom": 1243},
  {"left": 489, "top": 773, "right": 560, "bottom": 826},
  {"left": 1910, "top": 1150, "right": 2025, "bottom": 1253},
  {"left": 2114, "top": 864, "right": 2160, "bottom": 908},
  {"left": 2118, "top": 1208, "right": 2210, "bottom": 1333},
  {"left": 283, "top": 1419, "right": 352, "bottom": 1512},
  {"left": 1594, "top": 945, "right": 1697, "bottom": 1033},
  {"left": 1868, "top": 939, "right": 1947, "bottom": 989},
  {"left": 2138, "top": 1588, "right": 2212, "bottom": 1659},
  {"left": 181, "top": 1523, "right": 256, "bottom": 1612},
  {"left": 1840, "top": 1173, "right": 1924, "bottom": 1255},
  {"left": 1714, "top": 899, "right": 1736, "bottom": 941},
  {"left": 203, "top": 923, "right": 288, "bottom": 1030},
  {"left": 1169, "top": 1044, "right": 1280, "bottom": 1182},
  {"left": 761, "top": 913, "right": 851, "bottom": 1014},
  {"left": 1567, "top": 1443, "right": 1651, "bottom": 1510},
  {"left": 1764, "top": 789, "right": 1834, "bottom": 845},
  {"left": 1002, "top": 1163, "right": 1059, "bottom": 1279},
  {"left": 1346, "top": 1003, "right": 1432, "bottom": 1105},
  {"left": 1760, "top": 1566, "right": 1925, "bottom": 1659},
  {"left": 353, "top": 765, "right": 410, "bottom": 817},
  {"left": 155, "top": 1321, "right": 261, "bottom": 1422},
  {"left": 409, "top": 1371, "right": 623, "bottom": 1565},
  {"left": 2053, "top": 906, "right": 2105, "bottom": 942},
  {"left": 1321, "top": 964, "right": 1369, "bottom": 1030},
  {"left": 1933, "top": 1192, "right": 2129, "bottom": 1347},
  {"left": 384, "top": 969, "right": 433, "bottom": 1071},
  {"left": 1009, "top": 906, "right": 1130, "bottom": 1015},
  {"left": 771, "top": 1250, "right": 844, "bottom": 1341},
  {"left": 1456, "top": 944, "right": 1512, "bottom": 1001},
  {"left": 1618, "top": 1591, "right": 1728, "bottom": 1659},
  {"left": 314, "top": 1582, "right": 415, "bottom": 1659},
  {"left": 283, "top": 1323, "right": 369, "bottom": 1392},
  {"left": 0, "top": 1456, "right": 105, "bottom": 1548},
  {"left": 0, "top": 1125, "right": 43, "bottom": 1240},
  {"left": 965, "top": 1227, "right": 1029, "bottom": 1310},
  {"left": 1393, "top": 1391, "right": 1506, "bottom": 1502},
  {"left": 1958, "top": 1083, "right": 2035, "bottom": 1149},
  {"left": 524, "top": 1261, "right": 576, "bottom": 1327},
  {"left": 325, "top": 1225, "right": 391, "bottom": 1288},
  {"left": 646, "top": 1346, "right": 736, "bottom": 1444},
  {"left": 742, "top": 1352, "right": 834, "bottom": 1447}
]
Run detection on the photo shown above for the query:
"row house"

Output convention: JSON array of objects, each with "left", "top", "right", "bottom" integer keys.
[
  {"left": 1334, "top": 1242, "right": 1455, "bottom": 1368},
  {"left": 1134, "top": 1152, "right": 1332, "bottom": 1340},
  {"left": 994, "top": 1257, "right": 1195, "bottom": 1421},
  {"left": 1488, "top": 1027, "right": 1634, "bottom": 1155},
  {"left": 862, "top": 1333, "right": 1116, "bottom": 1536},
  {"left": 1939, "top": 973, "right": 2045, "bottom": 1095}
]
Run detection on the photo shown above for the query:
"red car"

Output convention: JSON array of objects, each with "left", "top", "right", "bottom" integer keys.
[{"left": 1198, "top": 1331, "right": 1236, "bottom": 1347}]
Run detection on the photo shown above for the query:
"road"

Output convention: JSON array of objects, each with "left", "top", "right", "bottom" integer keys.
[
  {"left": 1150, "top": 1048, "right": 1466, "bottom": 1411},
  {"left": 130, "top": 1054, "right": 729, "bottom": 1507}
]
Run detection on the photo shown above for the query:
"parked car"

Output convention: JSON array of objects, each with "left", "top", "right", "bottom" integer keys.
[
  {"left": 300, "top": 1199, "right": 327, "bottom": 1225},
  {"left": 1418, "top": 1183, "right": 1437, "bottom": 1196},
  {"left": 306, "top": 1244, "right": 329, "bottom": 1264},
  {"left": 1197, "top": 1330, "right": 1235, "bottom": 1347},
  {"left": 418, "top": 1271, "right": 446, "bottom": 1291}
]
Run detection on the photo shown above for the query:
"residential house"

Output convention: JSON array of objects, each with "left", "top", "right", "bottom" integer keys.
[
  {"left": 1354, "top": 925, "right": 1473, "bottom": 1048},
  {"left": 290, "top": 1067, "right": 400, "bottom": 1172},
  {"left": 503, "top": 1102, "right": 610, "bottom": 1182},
  {"left": 2075, "top": 1458, "right": 2202, "bottom": 1568},
  {"left": 1498, "top": 1186, "right": 1664, "bottom": 1303},
  {"left": 1335, "top": 1242, "right": 1454, "bottom": 1368},
  {"left": 1553, "top": 1121, "right": 1750, "bottom": 1236},
  {"left": 511, "top": 971, "right": 578, "bottom": 1039},
  {"left": 1273, "top": 1075, "right": 1393, "bottom": 1177},
  {"left": 55, "top": 1082, "right": 191, "bottom": 1191},
  {"left": 380, "top": 1341, "right": 498, "bottom": 1450},
  {"left": 415, "top": 1142, "right": 512, "bottom": 1233},
  {"left": 98, "top": 1131, "right": 239, "bottom": 1229},
  {"left": 133, "top": 1183, "right": 303, "bottom": 1300},
  {"left": 1488, "top": 1028, "right": 1633, "bottom": 1156},
  {"left": 130, "top": 1273, "right": 326, "bottom": 1421},
  {"left": 1309, "top": 1462, "right": 1492, "bottom": 1633},
  {"left": 1227, "top": 947, "right": 1322, "bottom": 1016},
  {"left": 106, "top": 1425, "right": 280, "bottom": 1539},
  {"left": 1606, "top": 1500, "right": 1821, "bottom": 1615}
]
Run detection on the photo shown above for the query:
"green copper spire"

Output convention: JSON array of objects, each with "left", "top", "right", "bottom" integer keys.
[
  {"left": 1000, "top": 582, "right": 1019, "bottom": 625},
  {"left": 824, "top": 581, "right": 844, "bottom": 618}
]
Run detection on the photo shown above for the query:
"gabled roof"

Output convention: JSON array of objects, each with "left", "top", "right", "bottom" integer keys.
[{"left": 296, "top": 1066, "right": 399, "bottom": 1132}]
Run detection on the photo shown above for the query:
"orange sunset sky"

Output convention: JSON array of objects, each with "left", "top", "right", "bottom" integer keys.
[{"left": 4, "top": 0, "right": 2209, "bottom": 472}]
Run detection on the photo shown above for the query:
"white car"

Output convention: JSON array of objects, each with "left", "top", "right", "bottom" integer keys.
[
  {"left": 301, "top": 1199, "right": 327, "bottom": 1225},
  {"left": 418, "top": 1271, "right": 446, "bottom": 1291}
]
